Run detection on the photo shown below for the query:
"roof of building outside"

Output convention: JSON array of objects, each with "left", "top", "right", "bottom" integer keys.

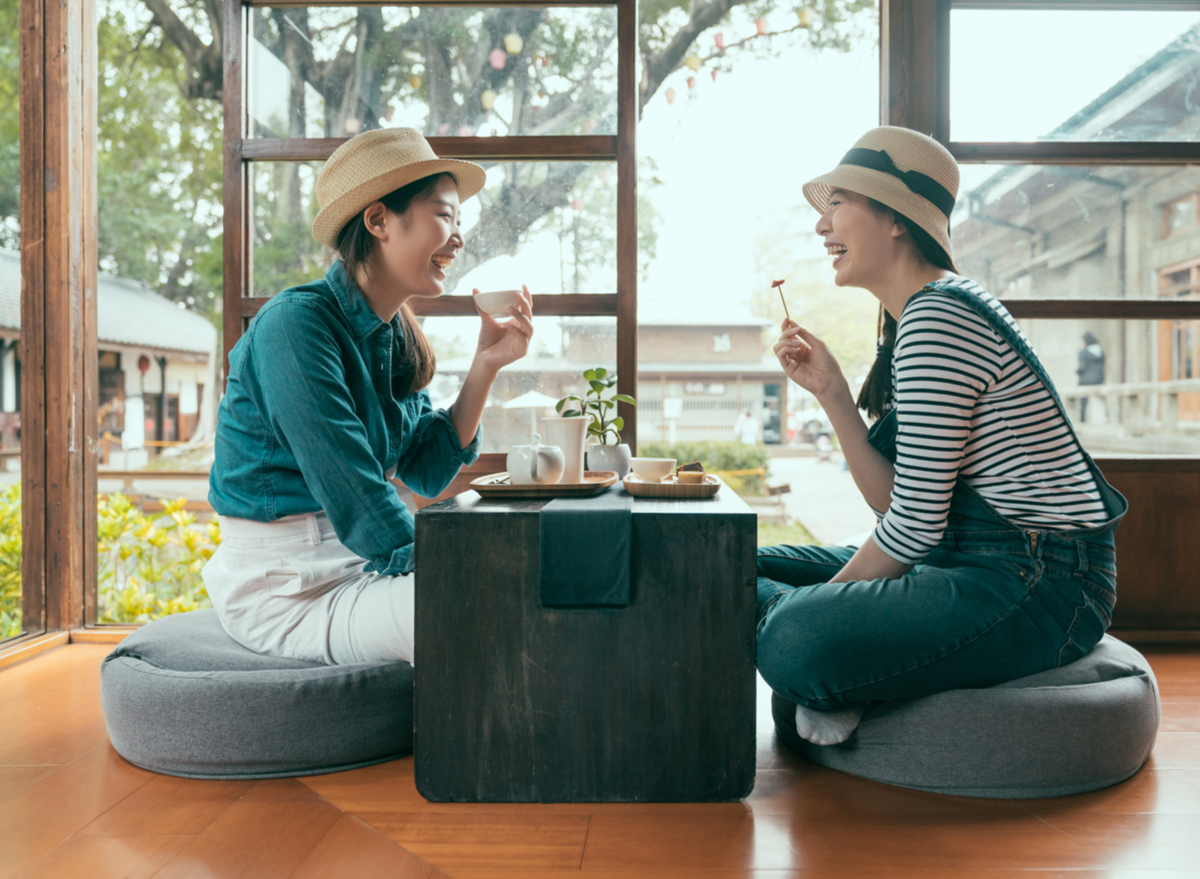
[
  {"left": 0, "top": 248, "right": 217, "bottom": 356},
  {"left": 954, "top": 23, "right": 1200, "bottom": 215}
]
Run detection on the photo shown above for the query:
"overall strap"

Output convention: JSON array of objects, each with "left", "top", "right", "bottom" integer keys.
[{"left": 906, "top": 278, "right": 1128, "bottom": 523}]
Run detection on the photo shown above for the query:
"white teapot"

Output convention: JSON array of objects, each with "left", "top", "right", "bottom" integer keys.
[{"left": 506, "top": 433, "right": 566, "bottom": 485}]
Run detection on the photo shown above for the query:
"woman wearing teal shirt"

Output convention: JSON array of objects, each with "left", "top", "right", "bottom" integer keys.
[{"left": 203, "top": 129, "right": 534, "bottom": 665}]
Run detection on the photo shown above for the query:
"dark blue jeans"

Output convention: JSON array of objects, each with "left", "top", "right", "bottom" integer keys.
[{"left": 756, "top": 483, "right": 1120, "bottom": 711}]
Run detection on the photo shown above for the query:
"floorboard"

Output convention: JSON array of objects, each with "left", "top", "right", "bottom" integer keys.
[{"left": 0, "top": 642, "right": 1197, "bottom": 877}]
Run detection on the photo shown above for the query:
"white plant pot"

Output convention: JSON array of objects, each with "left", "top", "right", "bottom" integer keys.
[{"left": 587, "top": 442, "right": 632, "bottom": 478}]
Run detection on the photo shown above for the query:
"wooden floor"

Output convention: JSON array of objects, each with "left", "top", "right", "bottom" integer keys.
[{"left": 2, "top": 644, "right": 1200, "bottom": 878}]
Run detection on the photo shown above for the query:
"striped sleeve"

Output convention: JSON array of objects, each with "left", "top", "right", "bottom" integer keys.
[{"left": 873, "top": 294, "right": 1001, "bottom": 565}]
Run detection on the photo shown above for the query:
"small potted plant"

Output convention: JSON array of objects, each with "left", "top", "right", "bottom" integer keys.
[{"left": 556, "top": 367, "right": 636, "bottom": 477}]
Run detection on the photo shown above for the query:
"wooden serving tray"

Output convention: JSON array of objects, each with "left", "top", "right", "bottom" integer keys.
[
  {"left": 622, "top": 473, "right": 723, "bottom": 499},
  {"left": 470, "top": 471, "right": 618, "bottom": 499}
]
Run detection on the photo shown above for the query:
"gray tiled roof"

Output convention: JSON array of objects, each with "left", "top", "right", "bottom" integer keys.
[{"left": 0, "top": 248, "right": 216, "bottom": 355}]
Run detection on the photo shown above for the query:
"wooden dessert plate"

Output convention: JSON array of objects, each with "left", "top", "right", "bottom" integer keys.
[
  {"left": 470, "top": 471, "right": 618, "bottom": 499},
  {"left": 622, "top": 473, "right": 723, "bottom": 499}
]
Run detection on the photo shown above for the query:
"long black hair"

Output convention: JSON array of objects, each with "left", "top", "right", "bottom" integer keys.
[
  {"left": 334, "top": 172, "right": 456, "bottom": 399},
  {"left": 855, "top": 200, "right": 958, "bottom": 419}
]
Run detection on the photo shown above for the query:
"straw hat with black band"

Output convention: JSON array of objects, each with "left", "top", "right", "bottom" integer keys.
[
  {"left": 311, "top": 128, "right": 487, "bottom": 250},
  {"left": 802, "top": 127, "right": 959, "bottom": 265}
]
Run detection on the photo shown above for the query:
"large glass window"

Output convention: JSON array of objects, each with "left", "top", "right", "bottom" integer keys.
[
  {"left": 0, "top": 0, "right": 21, "bottom": 640},
  {"left": 248, "top": 7, "right": 618, "bottom": 139},
  {"left": 950, "top": 8, "right": 1200, "bottom": 143},
  {"left": 252, "top": 160, "right": 618, "bottom": 297},
  {"left": 954, "top": 165, "right": 1200, "bottom": 301},
  {"left": 94, "top": 1, "right": 223, "bottom": 624}
]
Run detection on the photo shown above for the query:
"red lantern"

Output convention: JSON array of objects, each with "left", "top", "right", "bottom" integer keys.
[
  {"left": 714, "top": 32, "right": 724, "bottom": 49},
  {"left": 711, "top": 69, "right": 718, "bottom": 82},
  {"left": 686, "top": 76, "right": 695, "bottom": 90},
  {"left": 489, "top": 48, "right": 507, "bottom": 70},
  {"left": 137, "top": 355, "right": 151, "bottom": 374},
  {"left": 665, "top": 87, "right": 676, "bottom": 105},
  {"left": 755, "top": 17, "right": 769, "bottom": 35}
]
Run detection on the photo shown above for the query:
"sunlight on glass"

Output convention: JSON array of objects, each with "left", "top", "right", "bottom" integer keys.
[
  {"left": 951, "top": 9, "right": 1200, "bottom": 142},
  {"left": 248, "top": 7, "right": 617, "bottom": 138}
]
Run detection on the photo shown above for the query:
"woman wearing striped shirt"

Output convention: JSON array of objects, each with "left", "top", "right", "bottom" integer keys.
[{"left": 756, "top": 127, "right": 1128, "bottom": 747}]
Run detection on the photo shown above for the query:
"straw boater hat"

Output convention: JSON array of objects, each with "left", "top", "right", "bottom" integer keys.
[
  {"left": 802, "top": 127, "right": 959, "bottom": 263},
  {"left": 311, "top": 128, "right": 487, "bottom": 249}
]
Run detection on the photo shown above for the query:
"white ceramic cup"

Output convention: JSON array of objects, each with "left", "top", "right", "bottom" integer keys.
[
  {"left": 474, "top": 289, "right": 521, "bottom": 317},
  {"left": 629, "top": 457, "right": 676, "bottom": 482}
]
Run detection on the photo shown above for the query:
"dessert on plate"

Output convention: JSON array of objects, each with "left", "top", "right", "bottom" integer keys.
[{"left": 676, "top": 461, "right": 706, "bottom": 484}]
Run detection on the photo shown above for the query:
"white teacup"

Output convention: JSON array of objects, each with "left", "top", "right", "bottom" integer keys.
[
  {"left": 474, "top": 289, "right": 521, "bottom": 317},
  {"left": 629, "top": 457, "right": 676, "bottom": 483}
]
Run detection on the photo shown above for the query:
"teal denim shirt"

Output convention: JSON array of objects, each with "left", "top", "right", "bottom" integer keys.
[{"left": 208, "top": 261, "right": 481, "bottom": 575}]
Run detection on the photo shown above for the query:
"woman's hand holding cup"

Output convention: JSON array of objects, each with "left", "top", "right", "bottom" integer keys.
[{"left": 472, "top": 285, "right": 534, "bottom": 373}]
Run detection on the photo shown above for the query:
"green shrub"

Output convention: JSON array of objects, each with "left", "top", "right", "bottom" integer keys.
[
  {"left": 0, "top": 484, "right": 21, "bottom": 640},
  {"left": 98, "top": 494, "right": 220, "bottom": 623},
  {"left": 0, "top": 485, "right": 221, "bottom": 635},
  {"left": 638, "top": 441, "right": 771, "bottom": 495}
]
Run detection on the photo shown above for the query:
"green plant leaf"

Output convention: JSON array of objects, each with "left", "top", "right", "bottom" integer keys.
[
  {"left": 583, "top": 368, "right": 597, "bottom": 381},
  {"left": 614, "top": 394, "right": 637, "bottom": 405},
  {"left": 592, "top": 367, "right": 608, "bottom": 379},
  {"left": 612, "top": 416, "right": 625, "bottom": 430},
  {"left": 589, "top": 380, "right": 607, "bottom": 393}
]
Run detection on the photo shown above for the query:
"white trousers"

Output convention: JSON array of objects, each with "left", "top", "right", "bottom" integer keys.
[{"left": 202, "top": 511, "right": 415, "bottom": 666}]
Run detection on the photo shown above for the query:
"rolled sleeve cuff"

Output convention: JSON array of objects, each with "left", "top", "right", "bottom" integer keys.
[
  {"left": 433, "top": 407, "right": 482, "bottom": 466},
  {"left": 872, "top": 521, "right": 930, "bottom": 567},
  {"left": 365, "top": 541, "right": 415, "bottom": 577}
]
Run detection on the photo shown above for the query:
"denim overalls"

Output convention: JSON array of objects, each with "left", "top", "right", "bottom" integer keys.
[{"left": 756, "top": 280, "right": 1129, "bottom": 711}]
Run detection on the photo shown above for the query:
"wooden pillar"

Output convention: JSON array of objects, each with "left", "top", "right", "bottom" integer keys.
[
  {"left": 20, "top": 0, "right": 97, "bottom": 632},
  {"left": 879, "top": 0, "right": 948, "bottom": 138}
]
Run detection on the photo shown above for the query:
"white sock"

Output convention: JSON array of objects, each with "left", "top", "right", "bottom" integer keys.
[{"left": 794, "top": 702, "right": 866, "bottom": 746}]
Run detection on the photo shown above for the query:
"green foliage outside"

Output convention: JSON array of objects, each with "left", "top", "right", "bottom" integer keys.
[
  {"left": 98, "top": 494, "right": 220, "bottom": 624},
  {"left": 0, "top": 487, "right": 221, "bottom": 638},
  {"left": 639, "top": 440, "right": 770, "bottom": 495},
  {"left": 0, "top": 484, "right": 21, "bottom": 639},
  {"left": 757, "top": 519, "right": 817, "bottom": 548}
]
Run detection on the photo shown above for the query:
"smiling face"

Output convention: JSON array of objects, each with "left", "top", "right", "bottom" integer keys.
[
  {"left": 814, "top": 188, "right": 906, "bottom": 290},
  {"left": 364, "top": 174, "right": 464, "bottom": 301}
]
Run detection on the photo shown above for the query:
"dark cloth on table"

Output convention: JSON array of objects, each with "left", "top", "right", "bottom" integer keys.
[{"left": 539, "top": 485, "right": 632, "bottom": 608}]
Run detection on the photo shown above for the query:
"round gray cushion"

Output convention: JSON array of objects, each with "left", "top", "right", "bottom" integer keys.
[
  {"left": 101, "top": 609, "right": 413, "bottom": 779},
  {"left": 771, "top": 635, "right": 1160, "bottom": 798}
]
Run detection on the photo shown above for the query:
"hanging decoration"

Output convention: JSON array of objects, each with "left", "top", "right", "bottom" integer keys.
[
  {"left": 755, "top": 17, "right": 769, "bottom": 35},
  {"left": 489, "top": 48, "right": 507, "bottom": 70},
  {"left": 714, "top": 32, "right": 724, "bottom": 49},
  {"left": 711, "top": 69, "right": 718, "bottom": 82},
  {"left": 686, "top": 76, "right": 695, "bottom": 91},
  {"left": 685, "top": 54, "right": 701, "bottom": 72},
  {"left": 481, "top": 89, "right": 498, "bottom": 111},
  {"left": 408, "top": 74, "right": 423, "bottom": 90},
  {"left": 665, "top": 87, "right": 676, "bottom": 104},
  {"left": 798, "top": 7, "right": 815, "bottom": 27},
  {"left": 504, "top": 32, "right": 524, "bottom": 54},
  {"left": 344, "top": 117, "right": 361, "bottom": 134}
]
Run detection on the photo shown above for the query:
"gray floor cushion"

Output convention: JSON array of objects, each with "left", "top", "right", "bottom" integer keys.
[
  {"left": 101, "top": 609, "right": 413, "bottom": 779},
  {"left": 771, "top": 635, "right": 1161, "bottom": 798}
]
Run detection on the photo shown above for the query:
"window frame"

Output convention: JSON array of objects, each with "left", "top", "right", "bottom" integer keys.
[{"left": 222, "top": 0, "right": 639, "bottom": 471}]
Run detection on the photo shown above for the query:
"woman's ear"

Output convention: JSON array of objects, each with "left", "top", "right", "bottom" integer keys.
[
  {"left": 889, "top": 218, "right": 908, "bottom": 240},
  {"left": 362, "top": 201, "right": 389, "bottom": 241}
]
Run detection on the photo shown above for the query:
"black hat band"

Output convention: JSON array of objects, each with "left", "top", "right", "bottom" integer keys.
[{"left": 838, "top": 147, "right": 956, "bottom": 218}]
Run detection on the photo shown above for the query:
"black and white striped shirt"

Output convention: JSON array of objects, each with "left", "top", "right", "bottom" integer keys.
[{"left": 873, "top": 281, "right": 1108, "bottom": 565}]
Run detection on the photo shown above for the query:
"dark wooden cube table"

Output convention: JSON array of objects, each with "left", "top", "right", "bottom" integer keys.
[{"left": 413, "top": 486, "right": 758, "bottom": 802}]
